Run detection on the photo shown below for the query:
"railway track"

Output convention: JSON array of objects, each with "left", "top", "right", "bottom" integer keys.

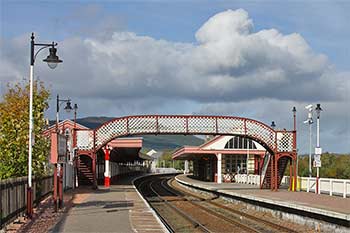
[
  {"left": 166, "top": 178, "right": 298, "bottom": 233},
  {"left": 137, "top": 176, "right": 210, "bottom": 232},
  {"left": 136, "top": 175, "right": 297, "bottom": 233}
]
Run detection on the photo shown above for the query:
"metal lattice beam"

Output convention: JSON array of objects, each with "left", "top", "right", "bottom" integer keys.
[{"left": 75, "top": 115, "right": 295, "bottom": 153}]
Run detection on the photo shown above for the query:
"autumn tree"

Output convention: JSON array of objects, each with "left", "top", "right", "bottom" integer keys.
[
  {"left": 297, "top": 153, "right": 350, "bottom": 179},
  {"left": 158, "top": 149, "right": 184, "bottom": 170},
  {"left": 0, "top": 80, "right": 50, "bottom": 179}
]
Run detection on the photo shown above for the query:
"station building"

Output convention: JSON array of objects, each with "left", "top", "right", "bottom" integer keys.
[
  {"left": 172, "top": 135, "right": 267, "bottom": 183},
  {"left": 44, "top": 120, "right": 151, "bottom": 189}
]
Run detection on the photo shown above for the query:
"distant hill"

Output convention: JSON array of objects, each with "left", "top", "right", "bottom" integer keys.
[
  {"left": 76, "top": 116, "right": 112, "bottom": 129},
  {"left": 75, "top": 116, "right": 204, "bottom": 150},
  {"left": 141, "top": 134, "right": 204, "bottom": 150}
]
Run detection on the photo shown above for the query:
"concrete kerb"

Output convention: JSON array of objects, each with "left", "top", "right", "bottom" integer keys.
[
  {"left": 132, "top": 173, "right": 177, "bottom": 233},
  {"left": 216, "top": 189, "right": 350, "bottom": 221},
  {"left": 175, "top": 176, "right": 350, "bottom": 228}
]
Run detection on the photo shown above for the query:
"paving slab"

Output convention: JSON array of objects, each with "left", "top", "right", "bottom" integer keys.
[
  {"left": 176, "top": 174, "right": 350, "bottom": 224},
  {"left": 50, "top": 174, "right": 167, "bottom": 233}
]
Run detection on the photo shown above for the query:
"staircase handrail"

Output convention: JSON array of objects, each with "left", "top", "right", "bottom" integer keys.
[{"left": 260, "top": 152, "right": 271, "bottom": 188}]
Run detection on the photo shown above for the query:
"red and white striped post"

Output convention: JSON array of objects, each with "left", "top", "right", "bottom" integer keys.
[{"left": 103, "top": 147, "right": 111, "bottom": 187}]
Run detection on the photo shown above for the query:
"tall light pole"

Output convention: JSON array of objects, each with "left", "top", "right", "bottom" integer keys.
[
  {"left": 28, "top": 33, "right": 62, "bottom": 217},
  {"left": 74, "top": 104, "right": 78, "bottom": 129},
  {"left": 304, "top": 105, "right": 313, "bottom": 178},
  {"left": 73, "top": 103, "right": 78, "bottom": 189},
  {"left": 315, "top": 104, "right": 322, "bottom": 194},
  {"left": 55, "top": 94, "right": 73, "bottom": 210},
  {"left": 292, "top": 106, "right": 297, "bottom": 191},
  {"left": 56, "top": 95, "right": 72, "bottom": 131}
]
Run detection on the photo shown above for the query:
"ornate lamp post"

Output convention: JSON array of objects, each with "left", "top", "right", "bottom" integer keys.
[
  {"left": 28, "top": 33, "right": 62, "bottom": 217},
  {"left": 271, "top": 121, "right": 276, "bottom": 130},
  {"left": 73, "top": 104, "right": 78, "bottom": 128},
  {"left": 55, "top": 95, "right": 73, "bottom": 210},
  {"left": 56, "top": 95, "right": 73, "bottom": 131},
  {"left": 292, "top": 106, "right": 297, "bottom": 191},
  {"left": 292, "top": 107, "right": 297, "bottom": 131}
]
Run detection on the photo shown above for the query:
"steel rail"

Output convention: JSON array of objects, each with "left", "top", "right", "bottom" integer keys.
[
  {"left": 161, "top": 179, "right": 260, "bottom": 233},
  {"left": 169, "top": 179, "right": 298, "bottom": 233},
  {"left": 148, "top": 178, "right": 212, "bottom": 233},
  {"left": 136, "top": 178, "right": 175, "bottom": 233}
]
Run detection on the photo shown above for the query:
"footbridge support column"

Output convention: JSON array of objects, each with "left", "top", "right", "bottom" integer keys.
[
  {"left": 103, "top": 147, "right": 111, "bottom": 188},
  {"left": 92, "top": 153, "right": 97, "bottom": 189},
  {"left": 217, "top": 153, "right": 222, "bottom": 184}
]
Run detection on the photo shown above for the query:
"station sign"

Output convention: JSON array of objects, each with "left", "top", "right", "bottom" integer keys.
[
  {"left": 50, "top": 132, "right": 67, "bottom": 164},
  {"left": 313, "top": 147, "right": 322, "bottom": 168},
  {"left": 313, "top": 158, "right": 321, "bottom": 168},
  {"left": 315, "top": 147, "right": 322, "bottom": 155}
]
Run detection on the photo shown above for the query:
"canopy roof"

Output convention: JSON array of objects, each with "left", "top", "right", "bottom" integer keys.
[
  {"left": 172, "top": 135, "right": 265, "bottom": 160},
  {"left": 108, "top": 137, "right": 144, "bottom": 163}
]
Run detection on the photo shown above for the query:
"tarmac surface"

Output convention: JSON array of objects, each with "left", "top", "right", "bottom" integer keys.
[
  {"left": 50, "top": 174, "right": 166, "bottom": 233},
  {"left": 176, "top": 174, "right": 350, "bottom": 224}
]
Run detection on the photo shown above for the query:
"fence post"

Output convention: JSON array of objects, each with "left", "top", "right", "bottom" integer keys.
[
  {"left": 318, "top": 179, "right": 321, "bottom": 194},
  {"left": 330, "top": 180, "right": 333, "bottom": 196},
  {"left": 344, "top": 181, "right": 347, "bottom": 198},
  {"left": 307, "top": 178, "right": 310, "bottom": 192}
]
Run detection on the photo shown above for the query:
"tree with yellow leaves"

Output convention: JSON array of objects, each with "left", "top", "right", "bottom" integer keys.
[{"left": 0, "top": 80, "right": 50, "bottom": 179}]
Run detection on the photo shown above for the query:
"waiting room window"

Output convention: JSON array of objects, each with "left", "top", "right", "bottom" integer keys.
[
  {"left": 224, "top": 154, "right": 247, "bottom": 174},
  {"left": 225, "top": 136, "right": 257, "bottom": 149}
]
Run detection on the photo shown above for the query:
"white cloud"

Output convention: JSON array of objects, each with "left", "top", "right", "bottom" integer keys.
[
  {"left": 0, "top": 9, "right": 349, "bottom": 152},
  {"left": 194, "top": 99, "right": 350, "bottom": 153},
  {"left": 195, "top": 9, "right": 253, "bottom": 43}
]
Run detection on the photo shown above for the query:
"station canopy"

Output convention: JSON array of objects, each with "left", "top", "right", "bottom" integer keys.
[
  {"left": 172, "top": 135, "right": 266, "bottom": 160},
  {"left": 107, "top": 137, "right": 150, "bottom": 163}
]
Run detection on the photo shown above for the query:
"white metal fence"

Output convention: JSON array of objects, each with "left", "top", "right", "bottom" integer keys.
[
  {"left": 234, "top": 174, "right": 349, "bottom": 198},
  {"left": 234, "top": 174, "right": 260, "bottom": 186},
  {"left": 281, "top": 176, "right": 350, "bottom": 198},
  {"left": 153, "top": 168, "right": 179, "bottom": 174}
]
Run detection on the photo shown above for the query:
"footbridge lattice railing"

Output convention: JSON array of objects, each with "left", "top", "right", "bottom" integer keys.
[{"left": 75, "top": 115, "right": 295, "bottom": 154}]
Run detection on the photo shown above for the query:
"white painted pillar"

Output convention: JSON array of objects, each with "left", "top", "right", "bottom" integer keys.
[
  {"left": 184, "top": 160, "right": 189, "bottom": 174},
  {"left": 217, "top": 153, "right": 222, "bottom": 184},
  {"left": 103, "top": 147, "right": 110, "bottom": 187}
]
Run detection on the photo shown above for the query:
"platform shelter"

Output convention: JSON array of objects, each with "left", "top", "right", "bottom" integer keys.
[{"left": 172, "top": 135, "right": 266, "bottom": 183}]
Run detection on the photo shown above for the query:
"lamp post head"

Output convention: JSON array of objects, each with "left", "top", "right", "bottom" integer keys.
[
  {"left": 315, "top": 103, "right": 322, "bottom": 118},
  {"left": 292, "top": 106, "right": 296, "bottom": 113},
  {"left": 74, "top": 103, "right": 78, "bottom": 110},
  {"left": 64, "top": 101, "right": 73, "bottom": 113},
  {"left": 303, "top": 118, "right": 313, "bottom": 124},
  {"left": 43, "top": 45, "right": 62, "bottom": 69},
  {"left": 271, "top": 121, "right": 276, "bottom": 129},
  {"left": 305, "top": 104, "right": 313, "bottom": 112}
]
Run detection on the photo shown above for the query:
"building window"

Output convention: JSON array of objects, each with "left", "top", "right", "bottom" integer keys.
[
  {"left": 234, "top": 137, "right": 239, "bottom": 148},
  {"left": 239, "top": 137, "right": 244, "bottom": 148},
  {"left": 224, "top": 154, "right": 247, "bottom": 174},
  {"left": 224, "top": 136, "right": 257, "bottom": 149}
]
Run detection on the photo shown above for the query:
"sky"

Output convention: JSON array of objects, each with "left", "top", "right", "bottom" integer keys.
[{"left": 0, "top": 0, "right": 349, "bottom": 154}]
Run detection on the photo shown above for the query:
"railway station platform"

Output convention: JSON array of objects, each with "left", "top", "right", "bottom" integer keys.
[
  {"left": 176, "top": 174, "right": 350, "bottom": 228},
  {"left": 50, "top": 174, "right": 167, "bottom": 233}
]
